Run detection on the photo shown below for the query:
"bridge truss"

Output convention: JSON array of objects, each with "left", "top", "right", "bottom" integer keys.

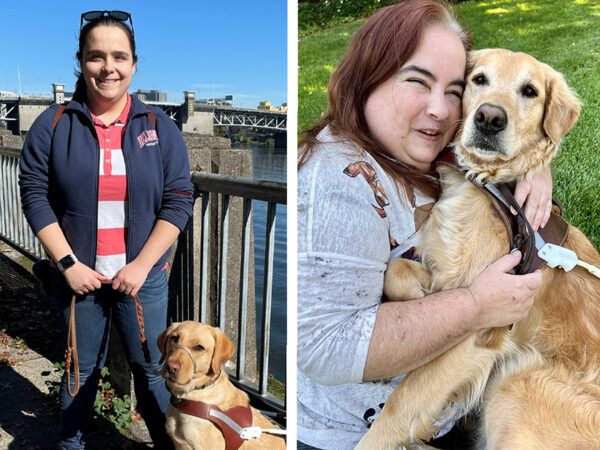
[{"left": 212, "top": 108, "right": 286, "bottom": 131}]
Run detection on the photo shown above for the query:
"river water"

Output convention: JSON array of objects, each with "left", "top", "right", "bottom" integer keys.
[{"left": 236, "top": 145, "right": 287, "bottom": 384}]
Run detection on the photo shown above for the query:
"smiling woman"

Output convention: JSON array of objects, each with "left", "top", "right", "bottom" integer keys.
[
  {"left": 296, "top": 1, "right": 554, "bottom": 448},
  {"left": 18, "top": 10, "right": 194, "bottom": 449},
  {"left": 76, "top": 14, "right": 138, "bottom": 123}
]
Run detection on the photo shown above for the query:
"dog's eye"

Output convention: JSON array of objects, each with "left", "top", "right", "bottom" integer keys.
[
  {"left": 194, "top": 345, "right": 205, "bottom": 351},
  {"left": 472, "top": 74, "right": 487, "bottom": 86},
  {"left": 170, "top": 335, "right": 179, "bottom": 343},
  {"left": 522, "top": 85, "right": 538, "bottom": 98}
]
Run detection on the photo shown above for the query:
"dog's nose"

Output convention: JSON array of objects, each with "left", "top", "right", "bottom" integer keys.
[
  {"left": 474, "top": 103, "right": 507, "bottom": 135},
  {"left": 167, "top": 360, "right": 181, "bottom": 375}
]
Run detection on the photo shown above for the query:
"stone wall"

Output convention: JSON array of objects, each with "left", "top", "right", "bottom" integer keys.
[
  {"left": 181, "top": 112, "right": 214, "bottom": 135},
  {"left": 0, "top": 131, "right": 23, "bottom": 148}
]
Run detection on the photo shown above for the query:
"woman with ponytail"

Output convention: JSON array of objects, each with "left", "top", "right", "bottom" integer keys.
[{"left": 19, "top": 11, "right": 192, "bottom": 448}]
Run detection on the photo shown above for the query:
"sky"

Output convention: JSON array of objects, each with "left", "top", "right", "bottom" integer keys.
[{"left": 1, "top": 0, "right": 287, "bottom": 108}]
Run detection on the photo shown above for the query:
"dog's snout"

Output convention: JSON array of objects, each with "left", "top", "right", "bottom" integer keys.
[
  {"left": 474, "top": 103, "right": 507, "bottom": 136},
  {"left": 167, "top": 360, "right": 181, "bottom": 375}
]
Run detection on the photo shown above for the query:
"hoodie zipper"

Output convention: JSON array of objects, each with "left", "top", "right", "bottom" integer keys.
[{"left": 121, "top": 110, "right": 151, "bottom": 265}]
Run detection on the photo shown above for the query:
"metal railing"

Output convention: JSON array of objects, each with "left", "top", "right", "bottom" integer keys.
[
  {"left": 0, "top": 147, "right": 45, "bottom": 259},
  {"left": 173, "top": 171, "right": 287, "bottom": 417},
  {"left": 0, "top": 146, "right": 286, "bottom": 419}
]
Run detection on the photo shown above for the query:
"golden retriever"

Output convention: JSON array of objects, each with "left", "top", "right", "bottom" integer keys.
[
  {"left": 158, "top": 321, "right": 286, "bottom": 449},
  {"left": 356, "top": 49, "right": 600, "bottom": 449}
]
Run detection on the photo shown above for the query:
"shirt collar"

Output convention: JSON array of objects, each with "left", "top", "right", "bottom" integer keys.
[{"left": 91, "top": 92, "right": 131, "bottom": 127}]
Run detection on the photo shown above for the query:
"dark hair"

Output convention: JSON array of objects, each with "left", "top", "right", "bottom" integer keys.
[
  {"left": 73, "top": 16, "right": 138, "bottom": 101},
  {"left": 298, "top": 0, "right": 471, "bottom": 199}
]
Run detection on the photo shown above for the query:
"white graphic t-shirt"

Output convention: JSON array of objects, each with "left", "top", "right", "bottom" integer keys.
[{"left": 297, "top": 127, "right": 458, "bottom": 449}]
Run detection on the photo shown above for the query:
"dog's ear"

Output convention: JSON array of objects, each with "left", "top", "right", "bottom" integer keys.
[
  {"left": 543, "top": 66, "right": 581, "bottom": 145},
  {"left": 157, "top": 322, "right": 179, "bottom": 365},
  {"left": 466, "top": 49, "right": 488, "bottom": 75},
  {"left": 210, "top": 327, "right": 235, "bottom": 375}
]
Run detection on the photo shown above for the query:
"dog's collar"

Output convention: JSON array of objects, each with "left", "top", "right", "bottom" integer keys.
[
  {"left": 169, "top": 369, "right": 223, "bottom": 399},
  {"left": 434, "top": 148, "right": 569, "bottom": 274},
  {"left": 170, "top": 395, "right": 253, "bottom": 450},
  {"left": 192, "top": 369, "right": 223, "bottom": 392}
]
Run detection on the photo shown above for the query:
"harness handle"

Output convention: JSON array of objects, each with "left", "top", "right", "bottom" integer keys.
[{"left": 499, "top": 185, "right": 536, "bottom": 274}]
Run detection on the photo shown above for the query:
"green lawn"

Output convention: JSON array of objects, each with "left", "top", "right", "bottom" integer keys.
[{"left": 299, "top": 0, "right": 600, "bottom": 249}]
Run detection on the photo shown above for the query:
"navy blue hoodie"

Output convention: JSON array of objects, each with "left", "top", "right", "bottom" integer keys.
[{"left": 19, "top": 95, "right": 194, "bottom": 278}]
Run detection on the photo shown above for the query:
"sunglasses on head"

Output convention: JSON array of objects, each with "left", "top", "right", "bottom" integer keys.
[{"left": 80, "top": 10, "right": 134, "bottom": 36}]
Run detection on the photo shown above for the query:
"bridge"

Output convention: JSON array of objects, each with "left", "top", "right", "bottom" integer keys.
[
  {"left": 144, "top": 101, "right": 287, "bottom": 132},
  {"left": 0, "top": 89, "right": 287, "bottom": 135}
]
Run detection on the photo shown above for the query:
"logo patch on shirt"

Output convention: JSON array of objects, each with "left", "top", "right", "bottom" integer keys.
[{"left": 137, "top": 130, "right": 158, "bottom": 148}]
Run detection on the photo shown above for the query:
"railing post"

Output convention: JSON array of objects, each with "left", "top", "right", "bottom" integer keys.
[
  {"left": 236, "top": 198, "right": 252, "bottom": 380},
  {"left": 259, "top": 202, "right": 277, "bottom": 395}
]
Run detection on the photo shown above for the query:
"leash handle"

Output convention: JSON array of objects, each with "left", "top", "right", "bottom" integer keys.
[{"left": 134, "top": 294, "right": 146, "bottom": 344}]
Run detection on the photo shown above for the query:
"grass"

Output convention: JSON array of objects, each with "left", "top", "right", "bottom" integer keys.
[{"left": 298, "top": 0, "right": 600, "bottom": 249}]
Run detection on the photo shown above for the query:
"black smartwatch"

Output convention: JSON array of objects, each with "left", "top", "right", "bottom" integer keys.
[{"left": 57, "top": 254, "right": 78, "bottom": 272}]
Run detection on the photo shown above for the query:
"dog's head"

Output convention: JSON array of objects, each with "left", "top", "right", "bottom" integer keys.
[
  {"left": 157, "top": 321, "right": 235, "bottom": 391},
  {"left": 455, "top": 48, "right": 580, "bottom": 183}
]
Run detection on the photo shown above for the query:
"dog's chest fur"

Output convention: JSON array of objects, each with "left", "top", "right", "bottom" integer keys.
[{"left": 419, "top": 166, "right": 510, "bottom": 291}]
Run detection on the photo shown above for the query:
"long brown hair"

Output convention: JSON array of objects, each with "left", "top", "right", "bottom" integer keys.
[{"left": 298, "top": 0, "right": 471, "bottom": 199}]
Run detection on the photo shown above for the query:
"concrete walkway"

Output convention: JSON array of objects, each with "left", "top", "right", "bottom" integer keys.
[{"left": 0, "top": 242, "right": 153, "bottom": 449}]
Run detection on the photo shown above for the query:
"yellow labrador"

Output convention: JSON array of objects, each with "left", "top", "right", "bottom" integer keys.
[
  {"left": 158, "top": 321, "right": 286, "bottom": 449},
  {"left": 357, "top": 49, "right": 600, "bottom": 449}
]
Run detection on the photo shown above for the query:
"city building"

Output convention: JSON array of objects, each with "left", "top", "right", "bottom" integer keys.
[
  {"left": 258, "top": 101, "right": 287, "bottom": 112},
  {"left": 132, "top": 89, "right": 167, "bottom": 102},
  {"left": 196, "top": 95, "right": 234, "bottom": 106}
]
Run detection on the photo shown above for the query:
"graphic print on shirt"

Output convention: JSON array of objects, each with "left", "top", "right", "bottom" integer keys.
[
  {"left": 343, "top": 161, "right": 399, "bottom": 250},
  {"left": 343, "top": 161, "right": 390, "bottom": 218},
  {"left": 363, "top": 402, "right": 386, "bottom": 428},
  {"left": 137, "top": 129, "right": 158, "bottom": 148}
]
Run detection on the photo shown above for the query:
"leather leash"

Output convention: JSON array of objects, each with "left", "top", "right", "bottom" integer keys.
[
  {"left": 434, "top": 148, "right": 569, "bottom": 274},
  {"left": 65, "top": 290, "right": 148, "bottom": 397}
]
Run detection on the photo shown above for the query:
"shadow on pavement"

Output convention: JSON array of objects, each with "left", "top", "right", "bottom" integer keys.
[{"left": 0, "top": 250, "right": 153, "bottom": 449}]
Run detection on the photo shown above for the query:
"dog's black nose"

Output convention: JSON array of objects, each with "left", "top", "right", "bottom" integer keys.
[{"left": 474, "top": 103, "right": 507, "bottom": 135}]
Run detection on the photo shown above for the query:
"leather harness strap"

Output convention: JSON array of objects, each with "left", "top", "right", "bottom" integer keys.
[
  {"left": 65, "top": 292, "right": 148, "bottom": 397},
  {"left": 434, "top": 149, "right": 569, "bottom": 274},
  {"left": 170, "top": 396, "right": 253, "bottom": 450}
]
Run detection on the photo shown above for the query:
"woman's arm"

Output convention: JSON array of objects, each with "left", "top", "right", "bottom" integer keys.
[
  {"left": 363, "top": 251, "right": 541, "bottom": 380},
  {"left": 36, "top": 223, "right": 111, "bottom": 295}
]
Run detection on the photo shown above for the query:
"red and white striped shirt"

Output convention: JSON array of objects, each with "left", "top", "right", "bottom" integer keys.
[{"left": 92, "top": 94, "right": 131, "bottom": 278}]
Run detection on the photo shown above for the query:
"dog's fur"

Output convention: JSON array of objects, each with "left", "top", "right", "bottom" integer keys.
[
  {"left": 356, "top": 49, "right": 600, "bottom": 449},
  {"left": 158, "top": 321, "right": 285, "bottom": 450}
]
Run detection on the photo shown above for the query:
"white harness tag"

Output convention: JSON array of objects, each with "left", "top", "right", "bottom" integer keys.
[{"left": 538, "top": 243, "right": 600, "bottom": 279}]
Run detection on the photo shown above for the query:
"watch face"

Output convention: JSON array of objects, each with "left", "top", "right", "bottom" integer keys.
[{"left": 58, "top": 254, "right": 77, "bottom": 271}]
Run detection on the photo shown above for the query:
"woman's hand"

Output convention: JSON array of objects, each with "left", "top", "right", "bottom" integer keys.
[
  {"left": 111, "top": 260, "right": 150, "bottom": 297},
  {"left": 467, "top": 251, "right": 542, "bottom": 329},
  {"left": 513, "top": 166, "right": 553, "bottom": 231},
  {"left": 63, "top": 262, "right": 111, "bottom": 295}
]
